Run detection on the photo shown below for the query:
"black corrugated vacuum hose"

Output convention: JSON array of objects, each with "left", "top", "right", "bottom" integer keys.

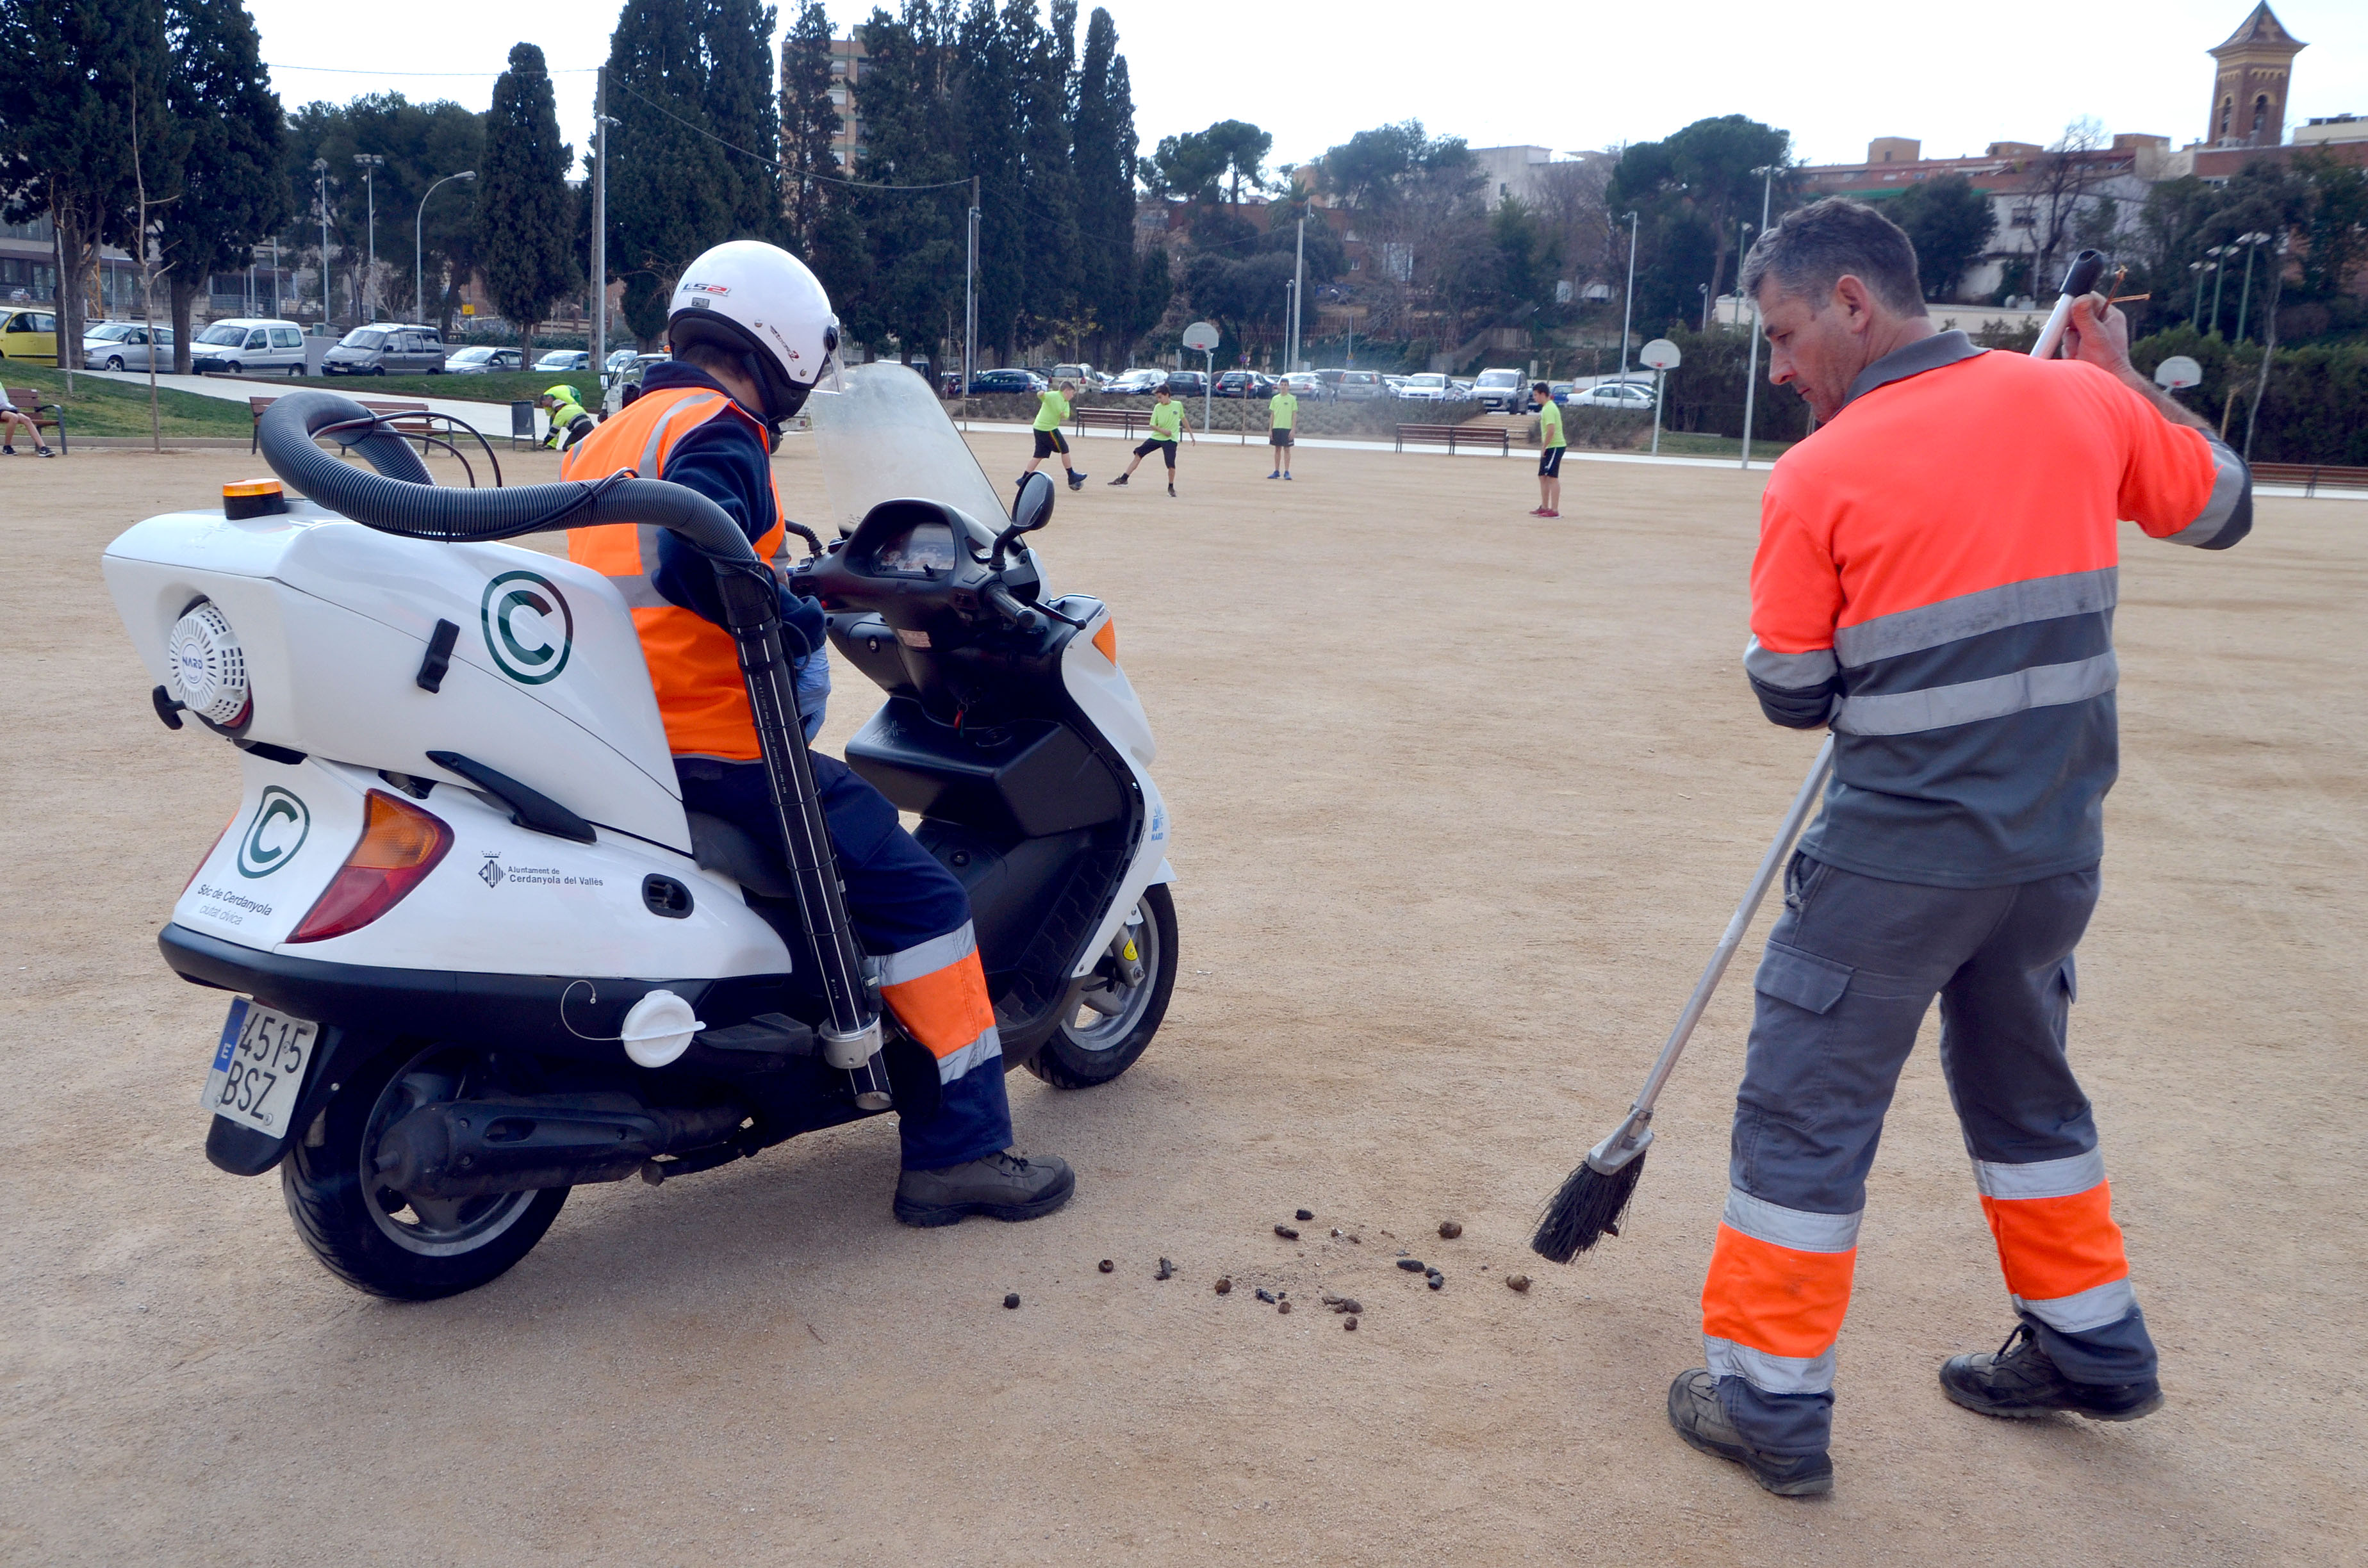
[{"left": 254, "top": 389, "right": 755, "bottom": 562}]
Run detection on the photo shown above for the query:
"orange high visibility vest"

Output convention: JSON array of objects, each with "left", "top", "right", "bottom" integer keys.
[{"left": 564, "top": 384, "right": 789, "bottom": 761}]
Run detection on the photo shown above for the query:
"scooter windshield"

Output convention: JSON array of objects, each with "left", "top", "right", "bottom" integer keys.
[{"left": 807, "top": 363, "right": 1009, "bottom": 539}]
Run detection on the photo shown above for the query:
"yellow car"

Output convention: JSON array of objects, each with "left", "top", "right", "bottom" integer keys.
[{"left": 0, "top": 308, "right": 58, "bottom": 365}]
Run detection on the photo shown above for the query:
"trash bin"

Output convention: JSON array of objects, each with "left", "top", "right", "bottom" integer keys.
[{"left": 510, "top": 400, "right": 537, "bottom": 451}]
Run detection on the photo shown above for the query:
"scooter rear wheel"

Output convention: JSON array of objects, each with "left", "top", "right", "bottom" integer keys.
[
  {"left": 1027, "top": 884, "right": 1177, "bottom": 1090},
  {"left": 282, "top": 1038, "right": 568, "bottom": 1300}
]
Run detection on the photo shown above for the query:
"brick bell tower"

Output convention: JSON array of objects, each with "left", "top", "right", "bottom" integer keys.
[{"left": 2207, "top": 3, "right": 2306, "bottom": 149}]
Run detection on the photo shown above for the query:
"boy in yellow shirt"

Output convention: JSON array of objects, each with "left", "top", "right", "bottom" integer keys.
[
  {"left": 1020, "top": 377, "right": 1087, "bottom": 491},
  {"left": 1108, "top": 384, "right": 1194, "bottom": 496}
]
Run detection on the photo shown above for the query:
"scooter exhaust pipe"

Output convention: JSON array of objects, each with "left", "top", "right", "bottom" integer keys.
[{"left": 372, "top": 1095, "right": 748, "bottom": 1200}]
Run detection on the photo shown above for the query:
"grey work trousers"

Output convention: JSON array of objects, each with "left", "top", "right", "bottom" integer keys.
[{"left": 1706, "top": 854, "right": 2157, "bottom": 1457}]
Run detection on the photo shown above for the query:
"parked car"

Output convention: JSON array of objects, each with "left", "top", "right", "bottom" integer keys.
[
  {"left": 0, "top": 307, "right": 57, "bottom": 365},
  {"left": 1279, "top": 370, "right": 1326, "bottom": 400},
  {"left": 1163, "top": 370, "right": 1209, "bottom": 397},
  {"left": 83, "top": 322, "right": 174, "bottom": 372},
  {"left": 1048, "top": 362, "right": 1103, "bottom": 389},
  {"left": 445, "top": 346, "right": 524, "bottom": 374},
  {"left": 1395, "top": 373, "right": 1452, "bottom": 402},
  {"left": 533, "top": 348, "right": 592, "bottom": 373},
  {"left": 1105, "top": 368, "right": 1165, "bottom": 395},
  {"left": 601, "top": 353, "right": 673, "bottom": 416},
  {"left": 1471, "top": 368, "right": 1526, "bottom": 411},
  {"left": 190, "top": 317, "right": 308, "bottom": 375},
  {"left": 604, "top": 347, "right": 640, "bottom": 376},
  {"left": 1331, "top": 370, "right": 1384, "bottom": 402},
  {"left": 322, "top": 323, "right": 448, "bottom": 375},
  {"left": 1214, "top": 370, "right": 1278, "bottom": 399},
  {"left": 1549, "top": 380, "right": 1576, "bottom": 405},
  {"left": 966, "top": 368, "right": 1043, "bottom": 396},
  {"left": 1449, "top": 378, "right": 1476, "bottom": 400},
  {"left": 1568, "top": 380, "right": 1659, "bottom": 410}
]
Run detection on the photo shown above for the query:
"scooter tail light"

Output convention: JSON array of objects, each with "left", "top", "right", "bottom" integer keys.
[{"left": 288, "top": 790, "right": 453, "bottom": 943}]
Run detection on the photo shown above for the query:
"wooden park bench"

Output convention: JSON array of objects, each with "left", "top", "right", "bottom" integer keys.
[
  {"left": 249, "top": 393, "right": 504, "bottom": 487},
  {"left": 2248, "top": 461, "right": 2368, "bottom": 497},
  {"left": 1073, "top": 405, "right": 1149, "bottom": 439},
  {"left": 4, "top": 388, "right": 67, "bottom": 454},
  {"left": 1394, "top": 421, "right": 1508, "bottom": 456}
]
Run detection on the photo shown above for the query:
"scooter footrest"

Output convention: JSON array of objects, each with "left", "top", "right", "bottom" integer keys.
[{"left": 695, "top": 1012, "right": 818, "bottom": 1057}]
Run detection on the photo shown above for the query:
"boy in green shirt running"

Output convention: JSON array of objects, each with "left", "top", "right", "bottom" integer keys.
[
  {"left": 1531, "top": 381, "right": 1565, "bottom": 518},
  {"left": 1108, "top": 384, "right": 1194, "bottom": 496},
  {"left": 1021, "top": 378, "right": 1087, "bottom": 491},
  {"left": 1266, "top": 379, "right": 1299, "bottom": 479}
]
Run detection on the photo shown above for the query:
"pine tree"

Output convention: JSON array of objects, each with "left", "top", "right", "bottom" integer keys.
[
  {"left": 607, "top": 0, "right": 732, "bottom": 345},
  {"left": 0, "top": 0, "right": 176, "bottom": 368},
  {"left": 477, "top": 42, "right": 577, "bottom": 361},
  {"left": 158, "top": 0, "right": 286, "bottom": 371},
  {"left": 702, "top": 0, "right": 783, "bottom": 241},
  {"left": 1071, "top": 8, "right": 1135, "bottom": 365},
  {"left": 778, "top": 0, "right": 840, "bottom": 252}
]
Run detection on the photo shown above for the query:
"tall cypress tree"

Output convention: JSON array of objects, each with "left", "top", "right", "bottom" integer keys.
[
  {"left": 702, "top": 0, "right": 782, "bottom": 241},
  {"left": 477, "top": 42, "right": 577, "bottom": 361},
  {"left": 1071, "top": 7, "right": 1135, "bottom": 366},
  {"left": 158, "top": 0, "right": 285, "bottom": 371},
  {"left": 778, "top": 0, "right": 839, "bottom": 253},
  {"left": 607, "top": 0, "right": 731, "bottom": 344},
  {"left": 853, "top": 1, "right": 961, "bottom": 364},
  {"left": 955, "top": 0, "right": 1022, "bottom": 362},
  {"left": 0, "top": 0, "right": 175, "bottom": 367},
  {"left": 1012, "top": 0, "right": 1078, "bottom": 349}
]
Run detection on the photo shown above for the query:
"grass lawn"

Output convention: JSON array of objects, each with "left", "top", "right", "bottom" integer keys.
[
  {"left": 1, "top": 365, "right": 252, "bottom": 438},
  {"left": 283, "top": 370, "right": 564, "bottom": 405},
  {"left": 1647, "top": 429, "right": 1797, "bottom": 461}
]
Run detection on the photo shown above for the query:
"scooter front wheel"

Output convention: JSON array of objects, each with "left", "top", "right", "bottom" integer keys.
[
  {"left": 1028, "top": 884, "right": 1177, "bottom": 1090},
  {"left": 281, "top": 1038, "right": 568, "bottom": 1300}
]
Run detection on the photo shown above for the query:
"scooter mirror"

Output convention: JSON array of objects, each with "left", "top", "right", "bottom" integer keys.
[{"left": 1011, "top": 471, "right": 1056, "bottom": 534}]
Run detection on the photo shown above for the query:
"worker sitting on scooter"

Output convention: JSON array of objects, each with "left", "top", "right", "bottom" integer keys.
[
  {"left": 563, "top": 240, "right": 1075, "bottom": 1227},
  {"left": 539, "top": 384, "right": 595, "bottom": 452}
]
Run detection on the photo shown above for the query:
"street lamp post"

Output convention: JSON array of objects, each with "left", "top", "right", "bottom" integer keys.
[
  {"left": 2233, "top": 231, "right": 2270, "bottom": 343},
  {"left": 312, "top": 158, "right": 331, "bottom": 329},
  {"left": 352, "top": 154, "right": 384, "bottom": 321},
  {"left": 415, "top": 170, "right": 476, "bottom": 326},
  {"left": 2208, "top": 245, "right": 2230, "bottom": 336},
  {"left": 594, "top": 69, "right": 618, "bottom": 388},
  {"left": 1741, "top": 163, "right": 1776, "bottom": 469},
  {"left": 1617, "top": 209, "right": 1639, "bottom": 382}
]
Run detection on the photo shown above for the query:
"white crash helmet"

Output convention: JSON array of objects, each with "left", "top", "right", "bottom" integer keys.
[{"left": 666, "top": 240, "right": 841, "bottom": 424}]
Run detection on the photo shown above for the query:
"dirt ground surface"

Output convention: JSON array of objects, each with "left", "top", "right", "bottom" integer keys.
[{"left": 4, "top": 432, "right": 2363, "bottom": 1566}]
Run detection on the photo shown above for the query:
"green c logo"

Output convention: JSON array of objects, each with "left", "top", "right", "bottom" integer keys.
[
  {"left": 481, "top": 571, "right": 574, "bottom": 685},
  {"left": 237, "top": 787, "right": 310, "bottom": 879}
]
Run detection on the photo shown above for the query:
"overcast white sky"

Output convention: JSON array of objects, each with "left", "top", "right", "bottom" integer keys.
[{"left": 252, "top": 0, "right": 2368, "bottom": 176}]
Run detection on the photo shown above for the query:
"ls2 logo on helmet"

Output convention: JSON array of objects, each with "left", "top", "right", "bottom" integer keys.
[
  {"left": 237, "top": 787, "right": 309, "bottom": 879},
  {"left": 481, "top": 571, "right": 574, "bottom": 686}
]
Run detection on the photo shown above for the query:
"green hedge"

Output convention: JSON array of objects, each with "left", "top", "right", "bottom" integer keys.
[{"left": 2129, "top": 327, "right": 2368, "bottom": 465}]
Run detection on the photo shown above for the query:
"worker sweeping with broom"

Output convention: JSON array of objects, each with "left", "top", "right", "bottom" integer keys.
[{"left": 1533, "top": 199, "right": 2252, "bottom": 1498}]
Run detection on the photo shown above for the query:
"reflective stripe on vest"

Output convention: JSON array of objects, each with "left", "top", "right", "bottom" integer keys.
[{"left": 563, "top": 385, "right": 787, "bottom": 761}]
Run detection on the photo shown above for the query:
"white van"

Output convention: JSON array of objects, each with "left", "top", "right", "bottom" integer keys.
[{"left": 191, "top": 318, "right": 308, "bottom": 377}]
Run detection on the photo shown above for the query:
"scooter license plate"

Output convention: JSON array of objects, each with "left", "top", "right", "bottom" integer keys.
[{"left": 197, "top": 998, "right": 317, "bottom": 1140}]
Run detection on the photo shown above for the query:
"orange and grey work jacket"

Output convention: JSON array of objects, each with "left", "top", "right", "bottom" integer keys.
[
  {"left": 563, "top": 382, "right": 792, "bottom": 762},
  {"left": 1746, "top": 331, "right": 2249, "bottom": 888}
]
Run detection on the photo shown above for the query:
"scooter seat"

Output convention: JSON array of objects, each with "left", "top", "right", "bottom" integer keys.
[{"left": 684, "top": 811, "right": 797, "bottom": 899}]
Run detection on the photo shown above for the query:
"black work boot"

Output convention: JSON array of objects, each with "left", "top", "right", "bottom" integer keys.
[
  {"left": 894, "top": 1148, "right": 1075, "bottom": 1228},
  {"left": 1666, "top": 1369, "right": 1834, "bottom": 1497},
  {"left": 1939, "top": 1323, "right": 2163, "bottom": 1421}
]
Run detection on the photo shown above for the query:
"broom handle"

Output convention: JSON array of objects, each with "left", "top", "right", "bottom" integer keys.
[{"left": 1629, "top": 735, "right": 1836, "bottom": 1117}]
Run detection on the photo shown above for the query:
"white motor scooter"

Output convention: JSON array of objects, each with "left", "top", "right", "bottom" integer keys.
[{"left": 102, "top": 364, "right": 1176, "bottom": 1300}]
